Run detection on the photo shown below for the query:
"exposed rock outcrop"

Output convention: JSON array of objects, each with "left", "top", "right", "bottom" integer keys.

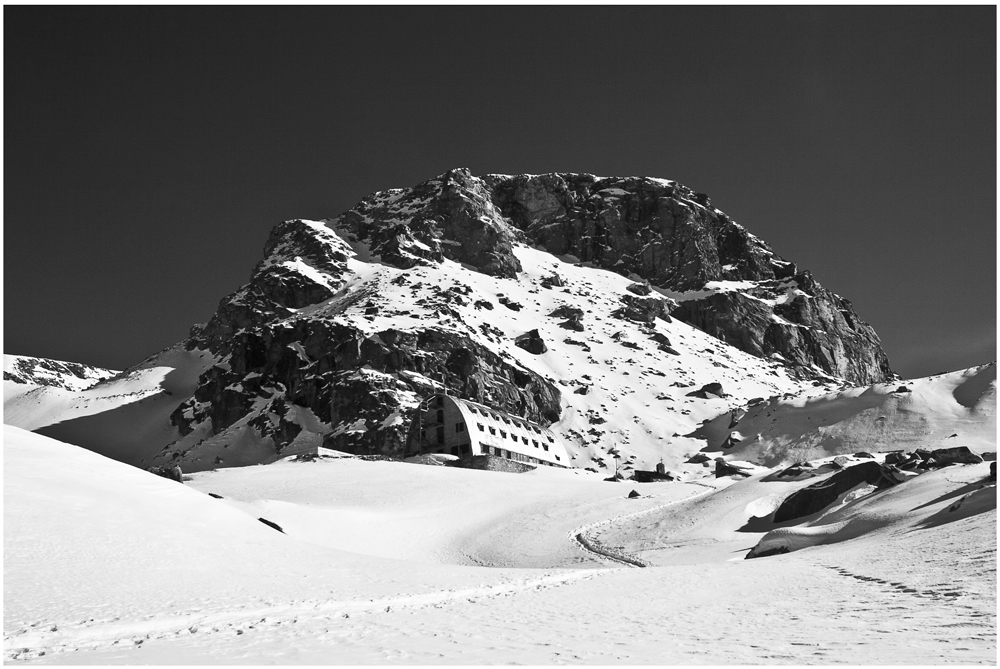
[{"left": 772, "top": 461, "right": 899, "bottom": 523}]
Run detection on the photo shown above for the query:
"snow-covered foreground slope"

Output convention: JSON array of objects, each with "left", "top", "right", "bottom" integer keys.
[{"left": 6, "top": 426, "right": 994, "bottom": 664}]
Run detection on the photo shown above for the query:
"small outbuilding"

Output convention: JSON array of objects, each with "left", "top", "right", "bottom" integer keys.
[{"left": 404, "top": 394, "right": 570, "bottom": 470}]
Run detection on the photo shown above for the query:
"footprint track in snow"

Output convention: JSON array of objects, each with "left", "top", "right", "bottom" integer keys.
[
  {"left": 4, "top": 570, "right": 614, "bottom": 661},
  {"left": 823, "top": 565, "right": 968, "bottom": 602}
]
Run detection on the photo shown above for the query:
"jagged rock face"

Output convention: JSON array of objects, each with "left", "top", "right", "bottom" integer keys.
[
  {"left": 195, "top": 219, "right": 354, "bottom": 354},
  {"left": 480, "top": 173, "right": 890, "bottom": 385},
  {"left": 174, "top": 310, "right": 560, "bottom": 460},
  {"left": 671, "top": 273, "right": 892, "bottom": 385},
  {"left": 334, "top": 168, "right": 522, "bottom": 278},
  {"left": 318, "top": 169, "right": 890, "bottom": 385},
  {"left": 485, "top": 173, "right": 779, "bottom": 290}
]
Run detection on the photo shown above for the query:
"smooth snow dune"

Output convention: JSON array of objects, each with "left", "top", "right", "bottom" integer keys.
[
  {"left": 187, "top": 458, "right": 698, "bottom": 568},
  {"left": 4, "top": 427, "right": 596, "bottom": 661},
  {"left": 704, "top": 363, "right": 997, "bottom": 467}
]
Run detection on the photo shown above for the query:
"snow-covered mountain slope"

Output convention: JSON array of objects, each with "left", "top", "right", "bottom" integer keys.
[
  {"left": 155, "top": 232, "right": 833, "bottom": 473},
  {"left": 5, "top": 426, "right": 993, "bottom": 664},
  {"left": 3, "top": 346, "right": 217, "bottom": 466},
  {"left": 689, "top": 362, "right": 996, "bottom": 467}
]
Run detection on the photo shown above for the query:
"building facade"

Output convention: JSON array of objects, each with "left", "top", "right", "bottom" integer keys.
[{"left": 404, "top": 394, "right": 570, "bottom": 468}]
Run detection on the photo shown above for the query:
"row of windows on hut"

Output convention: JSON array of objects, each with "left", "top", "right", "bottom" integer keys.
[{"left": 410, "top": 395, "right": 566, "bottom": 466}]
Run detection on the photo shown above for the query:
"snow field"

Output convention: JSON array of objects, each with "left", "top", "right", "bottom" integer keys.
[{"left": 6, "top": 425, "right": 993, "bottom": 664}]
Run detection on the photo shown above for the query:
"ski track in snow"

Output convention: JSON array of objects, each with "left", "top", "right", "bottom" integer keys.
[
  {"left": 571, "top": 481, "right": 716, "bottom": 568},
  {"left": 4, "top": 479, "right": 715, "bottom": 660},
  {"left": 4, "top": 569, "right": 619, "bottom": 661}
]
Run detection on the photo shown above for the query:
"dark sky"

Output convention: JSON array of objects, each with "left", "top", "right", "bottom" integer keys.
[{"left": 5, "top": 6, "right": 996, "bottom": 380}]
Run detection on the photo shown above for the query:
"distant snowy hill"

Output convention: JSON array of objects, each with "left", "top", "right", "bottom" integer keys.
[
  {"left": 3, "top": 348, "right": 216, "bottom": 465},
  {"left": 3, "top": 355, "right": 116, "bottom": 391}
]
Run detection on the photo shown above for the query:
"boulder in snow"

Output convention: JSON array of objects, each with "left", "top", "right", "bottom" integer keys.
[
  {"left": 772, "top": 461, "right": 898, "bottom": 523},
  {"left": 514, "top": 329, "right": 548, "bottom": 355},
  {"left": 929, "top": 446, "right": 984, "bottom": 467}
]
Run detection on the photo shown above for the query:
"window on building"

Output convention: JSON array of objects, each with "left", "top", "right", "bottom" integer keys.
[
  {"left": 477, "top": 423, "right": 485, "bottom": 431},
  {"left": 543, "top": 444, "right": 549, "bottom": 451},
  {"left": 555, "top": 454, "right": 561, "bottom": 461},
  {"left": 510, "top": 433, "right": 517, "bottom": 442},
  {"left": 455, "top": 422, "right": 465, "bottom": 433},
  {"left": 436, "top": 396, "right": 444, "bottom": 407},
  {"left": 500, "top": 430, "right": 507, "bottom": 438},
  {"left": 437, "top": 427, "right": 445, "bottom": 444},
  {"left": 501, "top": 417, "right": 510, "bottom": 424},
  {"left": 489, "top": 427, "right": 496, "bottom": 435},
  {"left": 532, "top": 440, "right": 539, "bottom": 448},
  {"left": 468, "top": 407, "right": 477, "bottom": 414},
  {"left": 503, "top": 450, "right": 510, "bottom": 459},
  {"left": 460, "top": 444, "right": 470, "bottom": 455},
  {"left": 522, "top": 436, "right": 528, "bottom": 444},
  {"left": 546, "top": 436, "right": 554, "bottom": 443},
  {"left": 451, "top": 446, "right": 459, "bottom": 456},
  {"left": 493, "top": 447, "right": 502, "bottom": 456}
]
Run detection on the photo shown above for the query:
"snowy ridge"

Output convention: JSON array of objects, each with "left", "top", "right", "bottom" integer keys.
[
  {"left": 691, "top": 362, "right": 996, "bottom": 467},
  {"left": 3, "top": 355, "right": 117, "bottom": 392}
]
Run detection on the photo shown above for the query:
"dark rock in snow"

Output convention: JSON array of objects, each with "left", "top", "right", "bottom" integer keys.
[
  {"left": 686, "top": 453, "right": 711, "bottom": 464},
  {"left": 686, "top": 382, "right": 726, "bottom": 399},
  {"left": 614, "top": 294, "right": 676, "bottom": 324},
  {"left": 772, "top": 461, "right": 898, "bottom": 523},
  {"left": 258, "top": 517, "right": 284, "bottom": 533},
  {"left": 628, "top": 489, "right": 641, "bottom": 499},
  {"left": 991, "top": 462, "right": 996, "bottom": 480},
  {"left": 715, "top": 459, "right": 751, "bottom": 478},
  {"left": 929, "top": 446, "right": 984, "bottom": 466},
  {"left": 147, "top": 465, "right": 183, "bottom": 483},
  {"left": 853, "top": 452, "right": 875, "bottom": 459},
  {"left": 650, "top": 332, "right": 672, "bottom": 347},
  {"left": 550, "top": 305, "right": 584, "bottom": 320},
  {"left": 884, "top": 451, "right": 911, "bottom": 466},
  {"left": 745, "top": 545, "right": 789, "bottom": 559},
  {"left": 626, "top": 282, "right": 652, "bottom": 296},
  {"left": 514, "top": 330, "right": 548, "bottom": 355},
  {"left": 541, "top": 274, "right": 564, "bottom": 288}
]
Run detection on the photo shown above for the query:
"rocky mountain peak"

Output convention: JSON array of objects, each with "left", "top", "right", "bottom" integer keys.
[
  {"left": 130, "top": 168, "right": 897, "bottom": 473},
  {"left": 331, "top": 167, "right": 522, "bottom": 278}
]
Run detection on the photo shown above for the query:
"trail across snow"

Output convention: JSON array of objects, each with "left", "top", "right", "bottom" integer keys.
[{"left": 4, "top": 426, "right": 995, "bottom": 664}]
